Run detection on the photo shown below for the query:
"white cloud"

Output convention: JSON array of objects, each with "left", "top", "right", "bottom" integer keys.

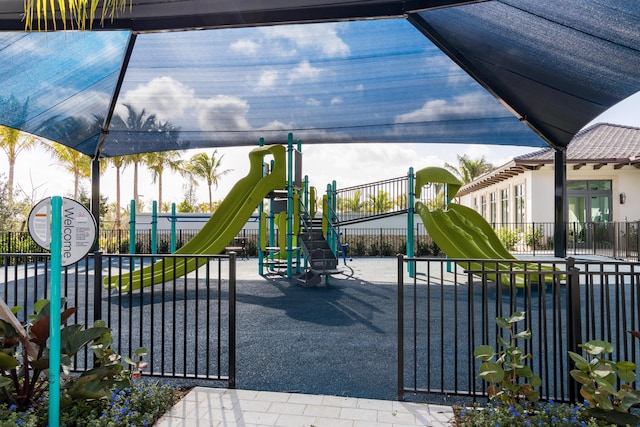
[
  {"left": 261, "top": 23, "right": 350, "bottom": 57},
  {"left": 119, "top": 76, "right": 195, "bottom": 124},
  {"left": 289, "top": 60, "right": 323, "bottom": 82},
  {"left": 257, "top": 69, "right": 278, "bottom": 89},
  {"left": 306, "top": 98, "right": 321, "bottom": 106},
  {"left": 330, "top": 97, "right": 343, "bottom": 105},
  {"left": 395, "top": 92, "right": 505, "bottom": 124},
  {"left": 196, "top": 95, "right": 251, "bottom": 132},
  {"left": 230, "top": 38, "right": 261, "bottom": 56}
]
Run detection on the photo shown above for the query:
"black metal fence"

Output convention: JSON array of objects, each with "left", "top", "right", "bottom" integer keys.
[
  {"left": 0, "top": 252, "right": 236, "bottom": 387},
  {"left": 397, "top": 255, "right": 640, "bottom": 402}
]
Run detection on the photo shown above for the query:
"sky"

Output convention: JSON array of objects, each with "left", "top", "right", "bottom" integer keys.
[
  {"left": 2, "top": 19, "right": 640, "bottom": 213},
  {"left": 4, "top": 93, "right": 639, "bottom": 213}
]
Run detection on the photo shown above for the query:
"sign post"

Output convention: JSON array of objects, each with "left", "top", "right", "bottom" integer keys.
[
  {"left": 49, "top": 196, "right": 62, "bottom": 427},
  {"left": 27, "top": 197, "right": 97, "bottom": 427}
]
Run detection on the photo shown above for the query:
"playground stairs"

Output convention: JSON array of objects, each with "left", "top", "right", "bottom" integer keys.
[{"left": 297, "top": 228, "right": 340, "bottom": 287}]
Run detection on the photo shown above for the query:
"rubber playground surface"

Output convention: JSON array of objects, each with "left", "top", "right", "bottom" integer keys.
[{"left": 223, "top": 257, "right": 405, "bottom": 402}]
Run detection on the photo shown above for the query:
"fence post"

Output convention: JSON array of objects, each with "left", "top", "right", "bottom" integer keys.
[
  {"left": 228, "top": 252, "right": 237, "bottom": 389},
  {"left": 92, "top": 250, "right": 103, "bottom": 367},
  {"left": 565, "top": 257, "right": 582, "bottom": 402},
  {"left": 397, "top": 253, "right": 404, "bottom": 400}
]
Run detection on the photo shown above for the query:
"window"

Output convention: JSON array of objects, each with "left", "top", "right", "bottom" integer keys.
[
  {"left": 480, "top": 195, "right": 487, "bottom": 219},
  {"left": 489, "top": 192, "right": 496, "bottom": 225},
  {"left": 500, "top": 188, "right": 509, "bottom": 225},
  {"left": 514, "top": 184, "right": 525, "bottom": 226}
]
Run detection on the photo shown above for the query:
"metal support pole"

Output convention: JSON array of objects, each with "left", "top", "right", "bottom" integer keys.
[
  {"left": 566, "top": 258, "right": 582, "bottom": 402},
  {"left": 286, "top": 133, "right": 294, "bottom": 278},
  {"left": 397, "top": 253, "right": 405, "bottom": 401},
  {"left": 170, "top": 203, "right": 177, "bottom": 253},
  {"left": 228, "top": 252, "right": 237, "bottom": 389},
  {"left": 407, "top": 167, "right": 415, "bottom": 277},
  {"left": 91, "top": 158, "right": 101, "bottom": 251},
  {"left": 129, "top": 200, "right": 136, "bottom": 255},
  {"left": 554, "top": 148, "right": 567, "bottom": 258},
  {"left": 151, "top": 201, "right": 158, "bottom": 255}
]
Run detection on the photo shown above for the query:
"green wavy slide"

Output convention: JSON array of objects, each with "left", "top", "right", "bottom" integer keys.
[
  {"left": 414, "top": 167, "right": 557, "bottom": 287},
  {"left": 106, "top": 145, "right": 287, "bottom": 292}
]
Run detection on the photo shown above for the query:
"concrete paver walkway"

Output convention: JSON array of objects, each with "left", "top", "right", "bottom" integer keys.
[{"left": 155, "top": 387, "right": 455, "bottom": 427}]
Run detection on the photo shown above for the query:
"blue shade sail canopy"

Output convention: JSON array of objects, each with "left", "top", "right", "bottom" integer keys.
[{"left": 0, "top": 0, "right": 638, "bottom": 157}]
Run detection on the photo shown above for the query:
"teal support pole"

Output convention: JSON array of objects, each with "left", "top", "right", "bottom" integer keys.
[
  {"left": 269, "top": 158, "right": 276, "bottom": 269},
  {"left": 303, "top": 175, "right": 309, "bottom": 270},
  {"left": 407, "top": 167, "right": 415, "bottom": 278},
  {"left": 49, "top": 196, "right": 62, "bottom": 427},
  {"left": 170, "top": 203, "right": 177, "bottom": 253},
  {"left": 258, "top": 136, "right": 266, "bottom": 275},
  {"left": 151, "top": 201, "right": 158, "bottom": 255},
  {"left": 445, "top": 184, "right": 453, "bottom": 273},
  {"left": 286, "top": 133, "right": 294, "bottom": 278},
  {"left": 129, "top": 200, "right": 136, "bottom": 255}
]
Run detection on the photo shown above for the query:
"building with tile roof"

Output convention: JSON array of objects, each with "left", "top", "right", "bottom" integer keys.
[{"left": 457, "top": 123, "right": 640, "bottom": 231}]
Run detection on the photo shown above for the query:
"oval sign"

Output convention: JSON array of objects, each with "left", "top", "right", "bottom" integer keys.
[{"left": 28, "top": 197, "right": 97, "bottom": 266}]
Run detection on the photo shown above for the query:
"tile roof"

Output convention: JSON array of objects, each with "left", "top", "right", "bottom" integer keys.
[
  {"left": 458, "top": 123, "right": 640, "bottom": 195},
  {"left": 515, "top": 123, "right": 640, "bottom": 164}
]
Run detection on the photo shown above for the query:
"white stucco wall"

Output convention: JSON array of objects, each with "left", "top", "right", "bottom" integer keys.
[{"left": 460, "top": 164, "right": 640, "bottom": 224}]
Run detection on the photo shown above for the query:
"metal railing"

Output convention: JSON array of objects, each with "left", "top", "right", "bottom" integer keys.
[
  {"left": 0, "top": 252, "right": 236, "bottom": 387},
  {"left": 397, "top": 255, "right": 640, "bottom": 402},
  {"left": 2, "top": 220, "right": 638, "bottom": 262}
]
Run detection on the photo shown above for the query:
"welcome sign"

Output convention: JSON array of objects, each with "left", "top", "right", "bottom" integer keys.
[{"left": 28, "top": 197, "right": 97, "bottom": 266}]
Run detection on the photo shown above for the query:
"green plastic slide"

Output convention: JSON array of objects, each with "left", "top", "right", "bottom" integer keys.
[
  {"left": 414, "top": 167, "right": 557, "bottom": 287},
  {"left": 105, "top": 145, "right": 287, "bottom": 291}
]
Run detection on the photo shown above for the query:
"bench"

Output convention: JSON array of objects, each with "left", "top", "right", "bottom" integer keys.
[{"left": 225, "top": 237, "right": 248, "bottom": 260}]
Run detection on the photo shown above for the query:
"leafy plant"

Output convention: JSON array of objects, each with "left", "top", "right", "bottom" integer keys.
[
  {"left": 495, "top": 227, "right": 520, "bottom": 251},
  {"left": 456, "top": 401, "right": 614, "bottom": 427},
  {"left": 473, "top": 311, "right": 541, "bottom": 407},
  {"left": 523, "top": 225, "right": 545, "bottom": 248},
  {"left": 0, "top": 299, "right": 128, "bottom": 411},
  {"left": 569, "top": 339, "right": 640, "bottom": 426}
]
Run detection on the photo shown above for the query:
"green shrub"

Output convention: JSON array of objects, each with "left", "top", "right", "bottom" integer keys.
[{"left": 496, "top": 227, "right": 519, "bottom": 251}]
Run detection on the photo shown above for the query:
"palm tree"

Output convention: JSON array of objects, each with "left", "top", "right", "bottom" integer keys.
[
  {"left": 111, "top": 104, "right": 179, "bottom": 212},
  {"left": 24, "top": 0, "right": 128, "bottom": 31},
  {"left": 368, "top": 190, "right": 394, "bottom": 214},
  {"left": 186, "top": 150, "right": 232, "bottom": 212},
  {"left": 0, "top": 125, "right": 37, "bottom": 203},
  {"left": 109, "top": 156, "right": 127, "bottom": 229},
  {"left": 47, "top": 143, "right": 96, "bottom": 199},
  {"left": 338, "top": 189, "right": 367, "bottom": 213},
  {"left": 144, "top": 150, "right": 184, "bottom": 212},
  {"left": 444, "top": 154, "right": 494, "bottom": 185},
  {"left": 0, "top": 96, "right": 35, "bottom": 203}
]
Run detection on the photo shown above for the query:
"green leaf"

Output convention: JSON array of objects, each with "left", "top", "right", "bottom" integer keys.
[
  {"left": 10, "top": 305, "right": 22, "bottom": 315},
  {"left": 584, "top": 407, "right": 640, "bottom": 426},
  {"left": 568, "top": 351, "right": 590, "bottom": 369},
  {"left": 0, "top": 352, "right": 19, "bottom": 370},
  {"left": 134, "top": 347, "right": 148, "bottom": 357},
  {"left": 61, "top": 326, "right": 111, "bottom": 357},
  {"left": 478, "top": 361, "right": 504, "bottom": 383},
  {"left": 516, "top": 366, "right": 533, "bottom": 377},
  {"left": 513, "top": 329, "right": 531, "bottom": 340},
  {"left": 570, "top": 369, "right": 591, "bottom": 385},
  {"left": 0, "top": 377, "right": 11, "bottom": 388},
  {"left": 615, "top": 360, "right": 636, "bottom": 371},
  {"left": 621, "top": 390, "right": 640, "bottom": 411},
  {"left": 593, "top": 392, "right": 614, "bottom": 410},
  {"left": 593, "top": 377, "right": 618, "bottom": 396},
  {"left": 473, "top": 345, "right": 495, "bottom": 361},
  {"left": 617, "top": 367, "right": 636, "bottom": 383},
  {"left": 525, "top": 389, "right": 540, "bottom": 402},
  {"left": 495, "top": 317, "right": 510, "bottom": 329},
  {"left": 582, "top": 340, "right": 614, "bottom": 355},
  {"left": 529, "top": 374, "right": 542, "bottom": 388},
  {"left": 507, "top": 311, "right": 525, "bottom": 323},
  {"left": 33, "top": 299, "right": 49, "bottom": 315},
  {"left": 496, "top": 335, "right": 508, "bottom": 347}
]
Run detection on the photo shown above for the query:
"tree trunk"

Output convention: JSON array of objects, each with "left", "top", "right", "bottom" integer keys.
[
  {"left": 208, "top": 184, "right": 213, "bottom": 212},
  {"left": 7, "top": 157, "right": 15, "bottom": 203},
  {"left": 115, "top": 165, "right": 121, "bottom": 229},
  {"left": 158, "top": 172, "right": 163, "bottom": 213},
  {"left": 133, "top": 162, "right": 139, "bottom": 212}
]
